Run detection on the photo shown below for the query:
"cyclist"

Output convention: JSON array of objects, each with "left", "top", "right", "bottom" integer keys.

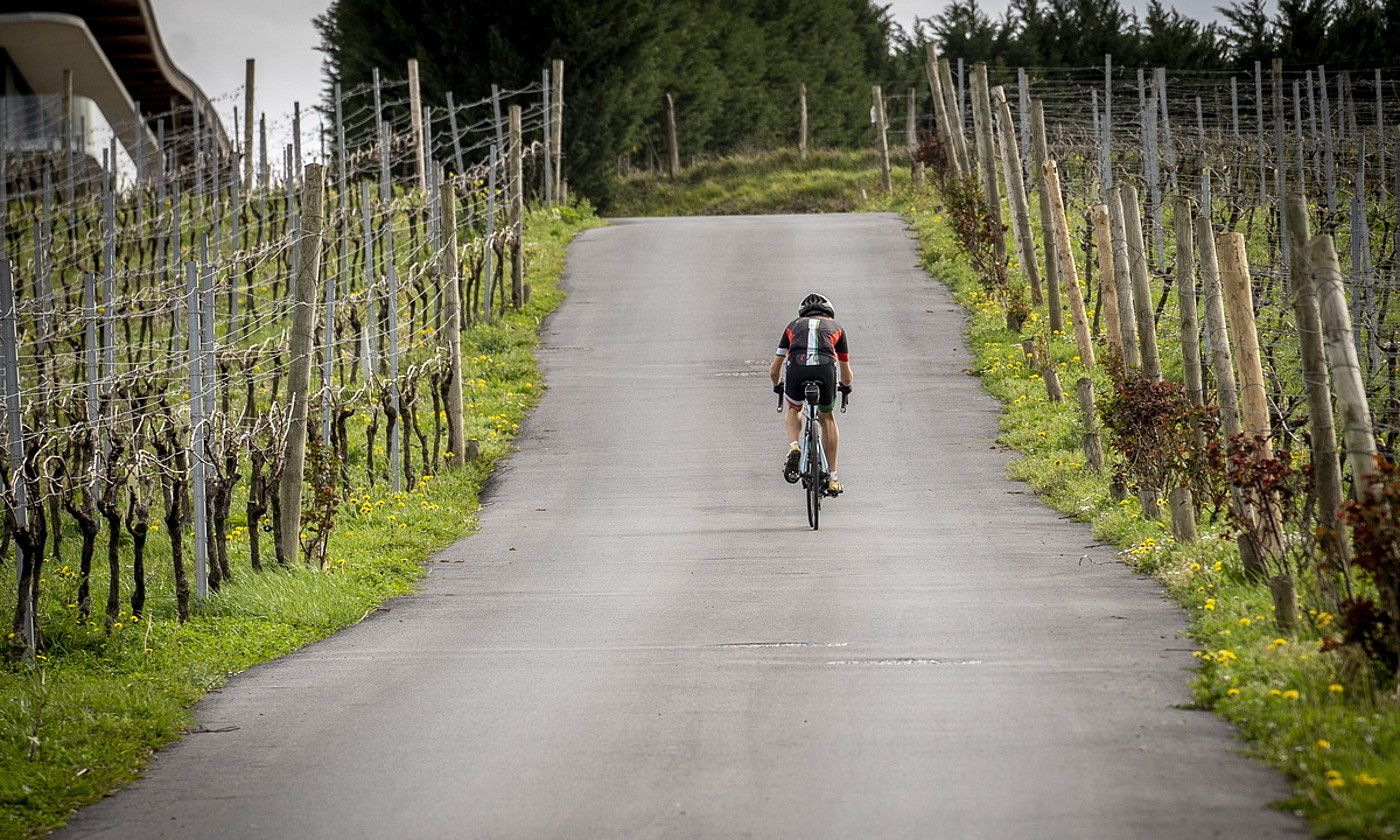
[{"left": 770, "top": 293, "right": 853, "bottom": 495}]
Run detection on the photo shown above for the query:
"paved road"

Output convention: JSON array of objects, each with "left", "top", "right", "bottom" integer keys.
[{"left": 62, "top": 214, "right": 1303, "bottom": 839}]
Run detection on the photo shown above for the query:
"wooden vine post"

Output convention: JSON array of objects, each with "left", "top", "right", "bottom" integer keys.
[
  {"left": 872, "top": 85, "right": 892, "bottom": 194},
  {"left": 1076, "top": 378, "right": 1105, "bottom": 473},
  {"left": 664, "top": 93, "right": 680, "bottom": 179},
  {"left": 923, "top": 44, "right": 961, "bottom": 176},
  {"left": 1042, "top": 160, "right": 1095, "bottom": 370},
  {"left": 798, "top": 83, "right": 809, "bottom": 161},
  {"left": 1196, "top": 213, "right": 1266, "bottom": 578},
  {"left": 408, "top": 58, "right": 427, "bottom": 192},
  {"left": 1219, "top": 229, "right": 1297, "bottom": 631},
  {"left": 1284, "top": 193, "right": 1348, "bottom": 604},
  {"left": 1120, "top": 184, "right": 1161, "bottom": 380},
  {"left": 937, "top": 57, "right": 970, "bottom": 174},
  {"left": 991, "top": 85, "right": 1042, "bottom": 306},
  {"left": 1030, "top": 100, "right": 1060, "bottom": 329},
  {"left": 1309, "top": 233, "right": 1380, "bottom": 498},
  {"left": 906, "top": 87, "right": 923, "bottom": 188},
  {"left": 1092, "top": 203, "right": 1123, "bottom": 358},
  {"left": 969, "top": 65, "right": 1006, "bottom": 263},
  {"left": 1108, "top": 192, "right": 1140, "bottom": 370},
  {"left": 441, "top": 179, "right": 466, "bottom": 469},
  {"left": 278, "top": 163, "right": 326, "bottom": 565},
  {"left": 1168, "top": 197, "right": 1202, "bottom": 543}
]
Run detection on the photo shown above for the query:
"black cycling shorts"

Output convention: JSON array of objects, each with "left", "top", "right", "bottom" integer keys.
[{"left": 784, "top": 363, "right": 836, "bottom": 412}]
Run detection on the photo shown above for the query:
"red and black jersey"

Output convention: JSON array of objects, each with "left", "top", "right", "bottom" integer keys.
[{"left": 776, "top": 316, "right": 849, "bottom": 366}]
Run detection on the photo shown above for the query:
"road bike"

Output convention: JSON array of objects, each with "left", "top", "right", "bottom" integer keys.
[{"left": 778, "top": 380, "right": 848, "bottom": 530}]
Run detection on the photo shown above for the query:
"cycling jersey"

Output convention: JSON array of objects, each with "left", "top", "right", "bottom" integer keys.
[{"left": 776, "top": 317, "right": 849, "bottom": 367}]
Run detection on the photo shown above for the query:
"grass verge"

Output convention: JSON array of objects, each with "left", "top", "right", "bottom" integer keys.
[
  {"left": 897, "top": 189, "right": 1398, "bottom": 838},
  {"left": 0, "top": 204, "right": 603, "bottom": 838},
  {"left": 609, "top": 148, "right": 905, "bottom": 216}
]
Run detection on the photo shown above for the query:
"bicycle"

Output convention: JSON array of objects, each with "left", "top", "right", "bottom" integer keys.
[{"left": 777, "top": 380, "right": 849, "bottom": 530}]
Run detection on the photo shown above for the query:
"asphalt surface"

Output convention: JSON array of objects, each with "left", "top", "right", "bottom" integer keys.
[{"left": 60, "top": 213, "right": 1305, "bottom": 839}]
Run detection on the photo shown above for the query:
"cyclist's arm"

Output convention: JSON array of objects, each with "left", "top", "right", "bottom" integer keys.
[
  {"left": 835, "top": 329, "right": 852, "bottom": 387},
  {"left": 772, "top": 326, "right": 792, "bottom": 385}
]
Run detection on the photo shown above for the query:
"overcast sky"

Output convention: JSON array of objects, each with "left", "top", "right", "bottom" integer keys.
[{"left": 148, "top": 0, "right": 1237, "bottom": 139}]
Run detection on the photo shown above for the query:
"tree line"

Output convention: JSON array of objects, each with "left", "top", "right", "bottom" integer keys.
[
  {"left": 895, "top": 0, "right": 1398, "bottom": 74},
  {"left": 315, "top": 0, "right": 892, "bottom": 207},
  {"left": 316, "top": 0, "right": 1398, "bottom": 207}
]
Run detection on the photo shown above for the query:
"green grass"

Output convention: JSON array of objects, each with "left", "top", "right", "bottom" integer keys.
[
  {"left": 900, "top": 189, "right": 1400, "bottom": 837},
  {"left": 609, "top": 147, "right": 908, "bottom": 216},
  {"left": 0, "top": 203, "right": 603, "bottom": 839}
]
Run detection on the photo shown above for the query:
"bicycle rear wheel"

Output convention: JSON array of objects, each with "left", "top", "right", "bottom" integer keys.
[{"left": 805, "top": 427, "right": 821, "bottom": 530}]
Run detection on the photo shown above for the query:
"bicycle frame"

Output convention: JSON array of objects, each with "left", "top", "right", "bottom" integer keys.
[{"left": 799, "top": 390, "right": 828, "bottom": 482}]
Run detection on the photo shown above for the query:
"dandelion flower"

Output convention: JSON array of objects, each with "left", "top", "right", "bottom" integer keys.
[
  {"left": 1328, "top": 683, "right": 1344, "bottom": 694},
  {"left": 1317, "top": 740, "right": 1331, "bottom": 750}
]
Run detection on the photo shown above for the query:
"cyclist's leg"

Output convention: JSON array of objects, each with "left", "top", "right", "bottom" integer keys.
[
  {"left": 784, "top": 402, "right": 802, "bottom": 444},
  {"left": 814, "top": 364, "right": 839, "bottom": 474},
  {"left": 817, "top": 410, "right": 839, "bottom": 472}
]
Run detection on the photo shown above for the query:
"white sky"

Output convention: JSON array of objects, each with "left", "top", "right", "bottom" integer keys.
[{"left": 147, "top": 0, "right": 1237, "bottom": 140}]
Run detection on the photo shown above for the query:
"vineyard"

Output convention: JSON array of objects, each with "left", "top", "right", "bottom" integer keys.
[
  {"left": 0, "top": 62, "right": 569, "bottom": 659},
  {"left": 875, "top": 51, "right": 1400, "bottom": 825}
]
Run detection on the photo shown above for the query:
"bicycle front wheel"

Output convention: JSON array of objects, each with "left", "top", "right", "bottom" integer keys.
[{"left": 806, "top": 430, "right": 821, "bottom": 530}]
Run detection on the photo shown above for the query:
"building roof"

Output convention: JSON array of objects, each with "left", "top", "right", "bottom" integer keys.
[{"left": 18, "top": 0, "right": 225, "bottom": 144}]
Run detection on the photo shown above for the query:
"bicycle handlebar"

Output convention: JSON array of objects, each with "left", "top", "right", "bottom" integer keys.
[{"left": 773, "top": 381, "right": 851, "bottom": 412}]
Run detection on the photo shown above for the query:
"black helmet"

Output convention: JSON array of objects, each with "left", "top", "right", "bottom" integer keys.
[{"left": 798, "top": 292, "right": 835, "bottom": 318}]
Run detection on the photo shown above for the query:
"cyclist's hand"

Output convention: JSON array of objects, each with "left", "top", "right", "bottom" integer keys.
[
  {"left": 837, "top": 384, "right": 852, "bottom": 396},
  {"left": 773, "top": 383, "right": 784, "bottom": 395}
]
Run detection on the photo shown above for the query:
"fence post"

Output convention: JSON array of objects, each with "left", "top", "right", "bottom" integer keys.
[
  {"left": 184, "top": 262, "right": 209, "bottom": 596},
  {"left": 1309, "top": 233, "right": 1380, "bottom": 498},
  {"left": 799, "top": 83, "right": 809, "bottom": 161},
  {"left": 243, "top": 59, "right": 255, "bottom": 190},
  {"left": 1043, "top": 161, "right": 1094, "bottom": 370},
  {"left": 924, "top": 45, "right": 960, "bottom": 177},
  {"left": 445, "top": 92, "right": 465, "bottom": 176},
  {"left": 509, "top": 105, "right": 525, "bottom": 308},
  {"left": 664, "top": 93, "right": 680, "bottom": 179},
  {"left": 991, "top": 86, "right": 1042, "bottom": 307},
  {"left": 1, "top": 258, "right": 35, "bottom": 656},
  {"left": 278, "top": 163, "right": 326, "bottom": 565},
  {"left": 552, "top": 59, "right": 565, "bottom": 197},
  {"left": 1284, "top": 194, "right": 1349, "bottom": 603},
  {"left": 441, "top": 180, "right": 466, "bottom": 469},
  {"left": 873, "top": 85, "right": 892, "bottom": 194},
  {"left": 1272, "top": 59, "right": 1289, "bottom": 287},
  {"left": 542, "top": 67, "right": 553, "bottom": 205},
  {"left": 485, "top": 144, "right": 498, "bottom": 321},
  {"left": 1092, "top": 204, "right": 1121, "bottom": 356},
  {"left": 1120, "top": 184, "right": 1160, "bottom": 379},
  {"left": 1319, "top": 65, "right": 1338, "bottom": 222}
]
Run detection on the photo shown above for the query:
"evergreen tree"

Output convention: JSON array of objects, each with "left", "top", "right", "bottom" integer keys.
[{"left": 1220, "top": 0, "right": 1279, "bottom": 65}]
